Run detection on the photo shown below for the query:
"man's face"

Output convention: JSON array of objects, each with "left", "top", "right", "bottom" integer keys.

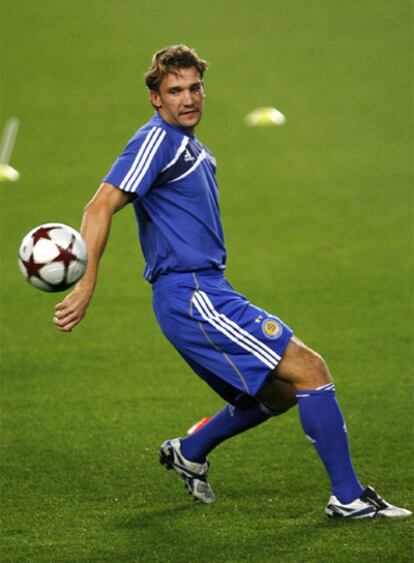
[{"left": 150, "top": 66, "right": 205, "bottom": 133}]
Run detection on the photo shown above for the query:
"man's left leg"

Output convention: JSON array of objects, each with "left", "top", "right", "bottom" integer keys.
[{"left": 257, "top": 336, "right": 412, "bottom": 519}]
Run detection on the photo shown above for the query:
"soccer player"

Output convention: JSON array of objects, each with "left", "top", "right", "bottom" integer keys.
[{"left": 53, "top": 45, "right": 411, "bottom": 519}]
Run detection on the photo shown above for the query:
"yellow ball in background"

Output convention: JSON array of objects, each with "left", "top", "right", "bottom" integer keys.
[
  {"left": 245, "top": 107, "right": 286, "bottom": 127},
  {"left": 0, "top": 164, "right": 20, "bottom": 182}
]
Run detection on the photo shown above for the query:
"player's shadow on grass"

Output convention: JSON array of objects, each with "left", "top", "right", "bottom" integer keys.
[{"left": 119, "top": 503, "right": 197, "bottom": 529}]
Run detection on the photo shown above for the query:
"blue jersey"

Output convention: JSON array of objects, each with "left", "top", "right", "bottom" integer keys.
[{"left": 104, "top": 113, "right": 226, "bottom": 282}]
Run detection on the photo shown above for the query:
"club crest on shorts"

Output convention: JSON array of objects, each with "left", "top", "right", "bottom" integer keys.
[{"left": 261, "top": 318, "right": 282, "bottom": 339}]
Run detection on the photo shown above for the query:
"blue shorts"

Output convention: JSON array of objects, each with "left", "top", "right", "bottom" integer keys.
[{"left": 152, "top": 270, "right": 293, "bottom": 405}]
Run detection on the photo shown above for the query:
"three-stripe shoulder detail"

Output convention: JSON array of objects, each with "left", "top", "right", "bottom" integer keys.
[{"left": 120, "top": 126, "right": 167, "bottom": 193}]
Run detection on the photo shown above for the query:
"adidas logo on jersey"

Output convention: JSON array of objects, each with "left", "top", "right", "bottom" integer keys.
[{"left": 184, "top": 149, "right": 195, "bottom": 162}]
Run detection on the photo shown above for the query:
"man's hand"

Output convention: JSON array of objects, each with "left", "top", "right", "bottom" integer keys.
[{"left": 54, "top": 285, "right": 92, "bottom": 332}]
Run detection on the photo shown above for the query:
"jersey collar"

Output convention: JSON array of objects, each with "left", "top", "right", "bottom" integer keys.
[{"left": 152, "top": 112, "right": 196, "bottom": 138}]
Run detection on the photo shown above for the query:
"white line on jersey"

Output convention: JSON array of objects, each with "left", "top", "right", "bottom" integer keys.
[
  {"left": 170, "top": 149, "right": 206, "bottom": 183},
  {"left": 161, "top": 136, "right": 189, "bottom": 172}
]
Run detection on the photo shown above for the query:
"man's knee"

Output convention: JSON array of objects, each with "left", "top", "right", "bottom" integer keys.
[
  {"left": 276, "top": 337, "right": 332, "bottom": 390},
  {"left": 300, "top": 347, "right": 328, "bottom": 377}
]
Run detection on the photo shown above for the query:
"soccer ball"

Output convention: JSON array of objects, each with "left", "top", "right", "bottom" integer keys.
[{"left": 18, "top": 223, "right": 88, "bottom": 292}]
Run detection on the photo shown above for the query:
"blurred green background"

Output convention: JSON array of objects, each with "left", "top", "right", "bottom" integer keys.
[{"left": 1, "top": 1, "right": 412, "bottom": 561}]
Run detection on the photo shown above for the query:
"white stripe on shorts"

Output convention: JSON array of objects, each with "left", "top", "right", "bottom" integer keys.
[
  {"left": 191, "top": 290, "right": 280, "bottom": 370},
  {"left": 197, "top": 291, "right": 281, "bottom": 364}
]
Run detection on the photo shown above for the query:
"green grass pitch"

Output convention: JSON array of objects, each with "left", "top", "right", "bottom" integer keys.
[{"left": 1, "top": 0, "right": 413, "bottom": 561}]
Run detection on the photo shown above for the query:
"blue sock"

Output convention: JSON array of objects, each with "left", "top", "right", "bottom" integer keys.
[
  {"left": 296, "top": 383, "right": 364, "bottom": 504},
  {"left": 180, "top": 402, "right": 272, "bottom": 463}
]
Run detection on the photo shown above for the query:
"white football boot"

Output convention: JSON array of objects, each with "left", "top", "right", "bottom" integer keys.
[
  {"left": 159, "top": 438, "right": 215, "bottom": 504},
  {"left": 325, "top": 486, "right": 412, "bottom": 519}
]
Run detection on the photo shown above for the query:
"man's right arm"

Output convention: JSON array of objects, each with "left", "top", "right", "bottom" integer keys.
[{"left": 53, "top": 182, "right": 132, "bottom": 332}]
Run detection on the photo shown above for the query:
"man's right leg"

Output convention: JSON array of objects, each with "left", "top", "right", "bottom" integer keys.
[
  {"left": 160, "top": 377, "right": 296, "bottom": 503},
  {"left": 180, "top": 377, "right": 296, "bottom": 463}
]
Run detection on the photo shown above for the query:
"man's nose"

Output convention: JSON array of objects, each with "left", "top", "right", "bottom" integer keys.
[{"left": 182, "top": 90, "right": 193, "bottom": 105}]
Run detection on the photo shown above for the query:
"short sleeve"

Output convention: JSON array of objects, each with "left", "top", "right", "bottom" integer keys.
[{"left": 104, "top": 125, "right": 169, "bottom": 198}]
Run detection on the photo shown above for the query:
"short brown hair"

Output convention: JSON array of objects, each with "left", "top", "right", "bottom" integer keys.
[{"left": 144, "top": 45, "right": 208, "bottom": 92}]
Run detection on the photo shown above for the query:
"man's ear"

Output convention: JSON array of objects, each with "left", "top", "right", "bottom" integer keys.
[{"left": 149, "top": 90, "right": 162, "bottom": 109}]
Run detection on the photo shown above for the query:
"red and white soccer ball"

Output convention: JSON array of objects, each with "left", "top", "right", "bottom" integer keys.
[{"left": 18, "top": 223, "right": 88, "bottom": 292}]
